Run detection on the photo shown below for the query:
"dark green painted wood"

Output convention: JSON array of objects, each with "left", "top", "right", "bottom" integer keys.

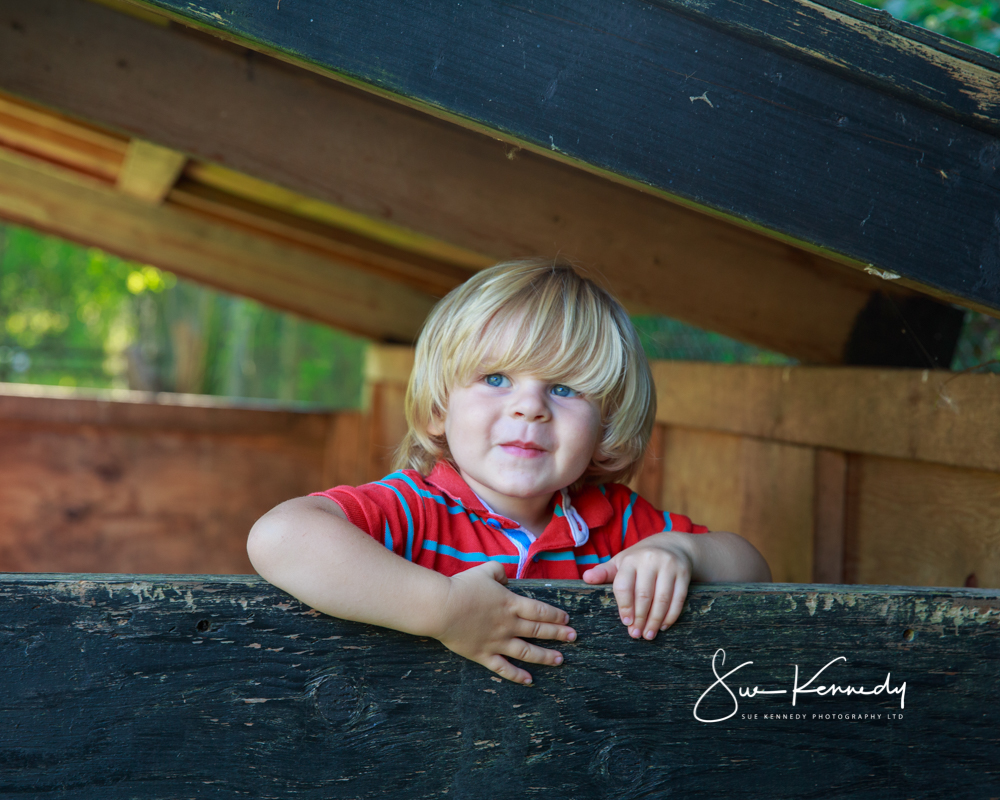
[
  {"left": 131, "top": 0, "right": 1000, "bottom": 316},
  {"left": 0, "top": 575, "right": 997, "bottom": 798}
]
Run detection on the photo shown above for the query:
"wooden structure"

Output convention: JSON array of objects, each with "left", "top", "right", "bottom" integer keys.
[
  {"left": 3, "top": 351, "right": 997, "bottom": 590},
  {"left": 0, "top": 1, "right": 999, "bottom": 793},
  {"left": 1, "top": 0, "right": 997, "bottom": 365},
  {"left": 1, "top": 574, "right": 997, "bottom": 797}
]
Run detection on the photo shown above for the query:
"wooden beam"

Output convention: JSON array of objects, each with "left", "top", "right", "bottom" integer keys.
[
  {"left": 0, "top": 149, "right": 438, "bottom": 341},
  {"left": 653, "top": 362, "right": 1000, "bottom": 473},
  {"left": 116, "top": 138, "right": 186, "bottom": 203},
  {"left": 0, "top": 0, "right": 934, "bottom": 364},
  {"left": 0, "top": 381, "right": 332, "bottom": 436},
  {"left": 0, "top": 91, "right": 125, "bottom": 183},
  {"left": 123, "top": 0, "right": 1000, "bottom": 319},
  {"left": 1, "top": 575, "right": 997, "bottom": 796}
]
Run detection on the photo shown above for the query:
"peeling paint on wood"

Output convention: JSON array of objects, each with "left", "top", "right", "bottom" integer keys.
[{"left": 0, "top": 575, "right": 997, "bottom": 798}]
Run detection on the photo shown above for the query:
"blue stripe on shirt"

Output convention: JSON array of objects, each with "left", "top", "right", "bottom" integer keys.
[
  {"left": 374, "top": 480, "right": 415, "bottom": 561},
  {"left": 423, "top": 540, "right": 519, "bottom": 564},
  {"left": 621, "top": 492, "right": 638, "bottom": 546}
]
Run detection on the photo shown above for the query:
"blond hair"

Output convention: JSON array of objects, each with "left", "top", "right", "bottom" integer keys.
[{"left": 395, "top": 259, "right": 654, "bottom": 485}]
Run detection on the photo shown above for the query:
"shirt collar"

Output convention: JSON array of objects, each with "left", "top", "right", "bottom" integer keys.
[{"left": 425, "top": 461, "right": 615, "bottom": 538}]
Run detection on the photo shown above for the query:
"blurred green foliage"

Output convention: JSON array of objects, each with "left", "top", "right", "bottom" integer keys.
[
  {"left": 0, "top": 222, "right": 366, "bottom": 406},
  {"left": 857, "top": 0, "right": 999, "bottom": 53}
]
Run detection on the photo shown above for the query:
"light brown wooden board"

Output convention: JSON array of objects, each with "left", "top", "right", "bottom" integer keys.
[
  {"left": 0, "top": 149, "right": 438, "bottom": 341},
  {"left": 658, "top": 427, "right": 814, "bottom": 584},
  {"left": 0, "top": 389, "right": 334, "bottom": 574},
  {"left": 654, "top": 363, "right": 1000, "bottom": 473},
  {"left": 0, "top": 0, "right": 910, "bottom": 363},
  {"left": 848, "top": 455, "right": 1000, "bottom": 589}
]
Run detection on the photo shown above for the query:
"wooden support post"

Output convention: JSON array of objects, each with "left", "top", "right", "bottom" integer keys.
[
  {"left": 361, "top": 344, "right": 415, "bottom": 482},
  {"left": 0, "top": 575, "right": 996, "bottom": 797}
]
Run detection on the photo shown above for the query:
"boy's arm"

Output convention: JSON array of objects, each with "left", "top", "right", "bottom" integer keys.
[
  {"left": 582, "top": 530, "right": 770, "bottom": 641},
  {"left": 247, "top": 496, "right": 576, "bottom": 685}
]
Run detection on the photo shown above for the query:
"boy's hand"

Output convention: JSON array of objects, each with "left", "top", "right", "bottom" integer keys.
[
  {"left": 581, "top": 534, "right": 692, "bottom": 641},
  {"left": 434, "top": 562, "right": 577, "bottom": 685}
]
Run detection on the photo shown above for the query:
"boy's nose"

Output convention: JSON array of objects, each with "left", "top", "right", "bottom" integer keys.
[{"left": 509, "top": 382, "right": 551, "bottom": 421}]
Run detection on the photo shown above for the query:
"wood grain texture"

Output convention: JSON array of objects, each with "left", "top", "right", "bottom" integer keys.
[
  {"left": 0, "top": 388, "right": 334, "bottom": 574},
  {"left": 653, "top": 363, "right": 1000, "bottom": 473},
  {"left": 658, "top": 427, "right": 815, "bottom": 583},
  {"left": 814, "top": 449, "right": 848, "bottom": 584},
  {"left": 0, "top": 0, "right": 923, "bottom": 364},
  {"left": 659, "top": 426, "right": 744, "bottom": 535},
  {"left": 0, "top": 576, "right": 996, "bottom": 798},
  {"left": 739, "top": 439, "right": 815, "bottom": 585},
  {"left": 127, "top": 0, "right": 1000, "bottom": 316},
  {"left": 0, "top": 148, "right": 438, "bottom": 342},
  {"left": 849, "top": 456, "right": 1000, "bottom": 589}
]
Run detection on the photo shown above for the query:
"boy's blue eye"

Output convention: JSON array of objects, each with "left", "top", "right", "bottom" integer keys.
[
  {"left": 484, "top": 374, "right": 511, "bottom": 388},
  {"left": 551, "top": 384, "right": 579, "bottom": 398}
]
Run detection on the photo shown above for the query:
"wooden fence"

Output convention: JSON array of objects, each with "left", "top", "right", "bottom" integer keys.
[
  {"left": 0, "top": 574, "right": 996, "bottom": 798},
  {"left": 1, "top": 350, "right": 998, "bottom": 587}
]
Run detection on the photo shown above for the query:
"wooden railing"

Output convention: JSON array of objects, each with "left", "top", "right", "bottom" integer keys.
[{"left": 0, "top": 575, "right": 996, "bottom": 798}]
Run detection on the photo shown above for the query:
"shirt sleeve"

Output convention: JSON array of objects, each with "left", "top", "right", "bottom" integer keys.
[
  {"left": 616, "top": 488, "right": 709, "bottom": 553},
  {"left": 310, "top": 476, "right": 425, "bottom": 561}
]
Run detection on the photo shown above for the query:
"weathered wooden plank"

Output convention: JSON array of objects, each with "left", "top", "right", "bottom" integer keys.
[
  {"left": 653, "top": 363, "right": 1000, "bottom": 473},
  {"left": 0, "top": 388, "right": 334, "bottom": 574},
  {"left": 814, "top": 449, "right": 849, "bottom": 585},
  {"left": 738, "top": 439, "right": 815, "bottom": 585},
  {"left": 0, "top": 147, "right": 438, "bottom": 342},
  {"left": 0, "top": 382, "right": 332, "bottom": 436},
  {"left": 0, "top": 91, "right": 126, "bottom": 183},
  {"left": 0, "top": 0, "right": 934, "bottom": 364},
  {"left": 0, "top": 576, "right": 995, "bottom": 798},
  {"left": 658, "top": 427, "right": 815, "bottom": 584},
  {"left": 127, "top": 0, "right": 1000, "bottom": 316},
  {"left": 848, "top": 456, "right": 1000, "bottom": 589}
]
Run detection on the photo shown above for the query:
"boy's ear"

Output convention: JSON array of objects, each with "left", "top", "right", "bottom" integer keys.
[{"left": 427, "top": 413, "right": 445, "bottom": 437}]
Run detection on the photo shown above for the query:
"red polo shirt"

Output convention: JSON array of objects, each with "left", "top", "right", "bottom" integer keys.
[{"left": 313, "top": 462, "right": 708, "bottom": 580}]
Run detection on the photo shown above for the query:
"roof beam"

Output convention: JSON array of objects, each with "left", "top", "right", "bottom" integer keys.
[
  {"left": 0, "top": 148, "right": 438, "bottom": 341},
  {"left": 0, "top": 0, "right": 933, "bottom": 363},
  {"left": 121, "top": 0, "right": 1000, "bottom": 318}
]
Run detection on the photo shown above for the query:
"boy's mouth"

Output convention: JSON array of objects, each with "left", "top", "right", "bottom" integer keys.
[{"left": 499, "top": 440, "right": 547, "bottom": 457}]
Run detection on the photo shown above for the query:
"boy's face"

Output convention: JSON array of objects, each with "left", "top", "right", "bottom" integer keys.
[{"left": 429, "top": 370, "right": 603, "bottom": 516}]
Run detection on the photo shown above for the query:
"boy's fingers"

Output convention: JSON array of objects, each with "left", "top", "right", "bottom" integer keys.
[
  {"left": 502, "top": 637, "right": 565, "bottom": 668},
  {"left": 644, "top": 575, "right": 675, "bottom": 638},
  {"left": 514, "top": 596, "right": 570, "bottom": 625},
  {"left": 582, "top": 563, "right": 617, "bottom": 584},
  {"left": 630, "top": 568, "right": 658, "bottom": 639},
  {"left": 662, "top": 575, "right": 691, "bottom": 630},
  {"left": 611, "top": 563, "right": 637, "bottom": 627},
  {"left": 485, "top": 654, "right": 533, "bottom": 685},
  {"left": 516, "top": 618, "right": 577, "bottom": 643}
]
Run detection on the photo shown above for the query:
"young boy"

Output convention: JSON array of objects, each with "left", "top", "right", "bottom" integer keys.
[{"left": 248, "top": 260, "right": 770, "bottom": 685}]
